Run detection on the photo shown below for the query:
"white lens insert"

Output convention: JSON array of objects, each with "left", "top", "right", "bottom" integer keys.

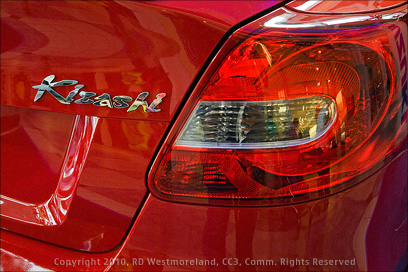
[{"left": 176, "top": 96, "right": 337, "bottom": 149}]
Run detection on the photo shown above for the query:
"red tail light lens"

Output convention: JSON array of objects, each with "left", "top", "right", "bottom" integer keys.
[{"left": 150, "top": 4, "right": 408, "bottom": 205}]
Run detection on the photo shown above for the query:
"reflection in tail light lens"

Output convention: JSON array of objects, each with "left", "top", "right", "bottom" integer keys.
[{"left": 150, "top": 4, "right": 407, "bottom": 205}]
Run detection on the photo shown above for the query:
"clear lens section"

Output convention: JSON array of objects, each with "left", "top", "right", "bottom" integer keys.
[{"left": 176, "top": 96, "right": 337, "bottom": 149}]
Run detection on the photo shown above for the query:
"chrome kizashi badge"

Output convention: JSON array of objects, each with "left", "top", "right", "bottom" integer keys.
[{"left": 32, "top": 75, "right": 166, "bottom": 113}]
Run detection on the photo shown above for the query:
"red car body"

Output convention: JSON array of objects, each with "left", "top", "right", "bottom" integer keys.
[{"left": 1, "top": 0, "right": 407, "bottom": 271}]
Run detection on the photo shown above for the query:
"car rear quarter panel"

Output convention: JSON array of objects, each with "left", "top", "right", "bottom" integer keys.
[
  {"left": 1, "top": 150, "right": 406, "bottom": 271},
  {"left": 0, "top": 0, "right": 407, "bottom": 271},
  {"left": 0, "top": 0, "right": 284, "bottom": 254}
]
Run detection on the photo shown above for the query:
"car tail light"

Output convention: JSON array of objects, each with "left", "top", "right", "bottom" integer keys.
[{"left": 149, "top": 3, "right": 408, "bottom": 205}]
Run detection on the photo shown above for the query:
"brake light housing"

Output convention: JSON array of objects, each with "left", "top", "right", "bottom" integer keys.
[{"left": 149, "top": 3, "right": 408, "bottom": 205}]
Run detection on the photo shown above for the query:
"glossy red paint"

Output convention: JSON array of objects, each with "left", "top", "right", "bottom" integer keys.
[
  {"left": 1, "top": 0, "right": 407, "bottom": 271},
  {"left": 287, "top": 0, "right": 405, "bottom": 14},
  {"left": 1, "top": 106, "right": 75, "bottom": 205},
  {"left": 115, "top": 153, "right": 408, "bottom": 272},
  {"left": 0, "top": 0, "right": 200, "bottom": 120},
  {"left": 1, "top": 150, "right": 406, "bottom": 271},
  {"left": 1, "top": 115, "right": 169, "bottom": 251},
  {"left": 1, "top": 229, "right": 121, "bottom": 271},
  {"left": 0, "top": 0, "right": 276, "bottom": 121},
  {"left": 0, "top": 0, "right": 285, "bottom": 253},
  {"left": 1, "top": 108, "right": 96, "bottom": 226}
]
